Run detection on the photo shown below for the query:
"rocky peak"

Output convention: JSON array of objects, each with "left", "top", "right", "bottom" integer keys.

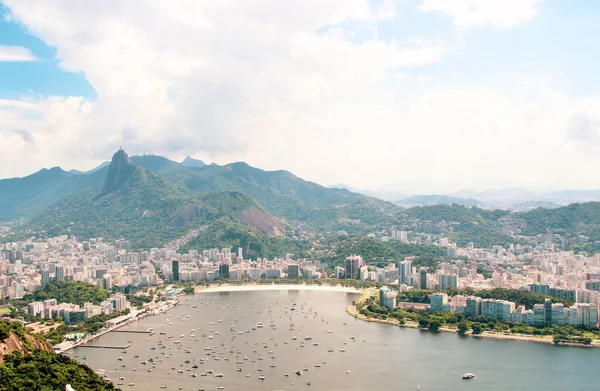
[{"left": 100, "top": 149, "right": 137, "bottom": 196}]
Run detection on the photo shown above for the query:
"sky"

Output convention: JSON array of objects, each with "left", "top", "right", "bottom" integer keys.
[{"left": 1, "top": 0, "right": 600, "bottom": 194}]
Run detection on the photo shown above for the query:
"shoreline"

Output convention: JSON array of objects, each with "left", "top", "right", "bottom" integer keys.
[
  {"left": 346, "top": 291, "right": 599, "bottom": 349},
  {"left": 57, "top": 300, "right": 178, "bottom": 353},
  {"left": 195, "top": 283, "right": 361, "bottom": 294}
]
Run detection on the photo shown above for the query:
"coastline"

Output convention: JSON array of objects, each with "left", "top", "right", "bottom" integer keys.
[
  {"left": 346, "top": 290, "right": 599, "bottom": 349},
  {"left": 195, "top": 283, "right": 361, "bottom": 294}
]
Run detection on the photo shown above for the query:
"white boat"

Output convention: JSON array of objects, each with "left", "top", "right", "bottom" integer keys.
[{"left": 462, "top": 373, "right": 475, "bottom": 380}]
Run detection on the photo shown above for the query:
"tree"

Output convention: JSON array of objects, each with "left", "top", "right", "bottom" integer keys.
[
  {"left": 471, "top": 323, "right": 483, "bottom": 334},
  {"left": 457, "top": 321, "right": 470, "bottom": 334},
  {"left": 428, "top": 319, "right": 442, "bottom": 332}
]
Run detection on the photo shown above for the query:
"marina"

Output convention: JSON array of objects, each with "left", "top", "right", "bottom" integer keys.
[{"left": 72, "top": 289, "right": 600, "bottom": 390}]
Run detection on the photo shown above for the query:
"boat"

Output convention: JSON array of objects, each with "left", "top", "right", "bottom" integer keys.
[
  {"left": 295, "top": 370, "right": 302, "bottom": 375},
  {"left": 462, "top": 373, "right": 475, "bottom": 380},
  {"left": 258, "top": 375, "right": 266, "bottom": 380}
]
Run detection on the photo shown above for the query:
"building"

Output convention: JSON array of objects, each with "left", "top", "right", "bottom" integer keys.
[
  {"left": 287, "top": 264, "right": 300, "bottom": 279},
  {"left": 41, "top": 269, "right": 51, "bottom": 289},
  {"left": 172, "top": 260, "right": 180, "bottom": 282},
  {"left": 533, "top": 304, "right": 546, "bottom": 326},
  {"left": 55, "top": 266, "right": 65, "bottom": 282},
  {"left": 398, "top": 260, "right": 413, "bottom": 285},
  {"left": 465, "top": 296, "right": 481, "bottom": 317},
  {"left": 439, "top": 274, "right": 458, "bottom": 290},
  {"left": 419, "top": 269, "right": 428, "bottom": 290},
  {"left": 219, "top": 263, "right": 230, "bottom": 279},
  {"left": 379, "top": 286, "right": 397, "bottom": 310},
  {"left": 544, "top": 299, "right": 553, "bottom": 326},
  {"left": 430, "top": 293, "right": 448, "bottom": 312},
  {"left": 345, "top": 255, "right": 361, "bottom": 279}
]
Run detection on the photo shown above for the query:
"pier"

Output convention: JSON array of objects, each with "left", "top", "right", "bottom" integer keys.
[
  {"left": 111, "top": 330, "right": 153, "bottom": 334},
  {"left": 78, "top": 344, "right": 131, "bottom": 349}
]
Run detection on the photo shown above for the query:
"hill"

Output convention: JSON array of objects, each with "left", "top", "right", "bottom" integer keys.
[
  {"left": 0, "top": 320, "right": 117, "bottom": 390},
  {"left": 395, "top": 194, "right": 483, "bottom": 207},
  {"left": 181, "top": 220, "right": 305, "bottom": 259},
  {"left": 518, "top": 202, "right": 600, "bottom": 240}
]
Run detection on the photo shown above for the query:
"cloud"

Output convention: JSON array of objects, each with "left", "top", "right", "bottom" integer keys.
[
  {"left": 567, "top": 113, "right": 600, "bottom": 144},
  {"left": 0, "top": 44, "right": 36, "bottom": 61},
  {"left": 419, "top": 0, "right": 544, "bottom": 30},
  {"left": 2, "top": 0, "right": 600, "bottom": 192}
]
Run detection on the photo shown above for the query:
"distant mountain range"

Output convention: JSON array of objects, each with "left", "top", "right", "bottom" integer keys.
[
  {"left": 0, "top": 150, "right": 393, "bottom": 248},
  {"left": 4, "top": 151, "right": 600, "bottom": 250},
  {"left": 394, "top": 194, "right": 483, "bottom": 208},
  {"left": 330, "top": 184, "right": 600, "bottom": 211}
]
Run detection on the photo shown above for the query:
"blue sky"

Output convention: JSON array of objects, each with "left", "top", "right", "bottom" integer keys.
[
  {"left": 0, "top": 5, "right": 95, "bottom": 99},
  {"left": 1, "top": 0, "right": 600, "bottom": 193}
]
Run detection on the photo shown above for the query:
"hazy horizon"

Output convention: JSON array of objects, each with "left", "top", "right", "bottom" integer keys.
[{"left": 1, "top": 1, "right": 600, "bottom": 193}]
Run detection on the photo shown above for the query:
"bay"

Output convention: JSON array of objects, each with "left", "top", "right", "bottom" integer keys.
[{"left": 73, "top": 289, "right": 600, "bottom": 391}]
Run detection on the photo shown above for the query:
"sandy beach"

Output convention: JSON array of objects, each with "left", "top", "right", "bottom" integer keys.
[{"left": 196, "top": 283, "right": 361, "bottom": 294}]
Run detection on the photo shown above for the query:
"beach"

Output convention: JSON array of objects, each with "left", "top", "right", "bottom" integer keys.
[{"left": 195, "top": 283, "right": 361, "bottom": 294}]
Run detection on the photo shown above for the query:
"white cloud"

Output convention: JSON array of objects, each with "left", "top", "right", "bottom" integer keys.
[
  {"left": 2, "top": 0, "right": 600, "bottom": 193},
  {"left": 0, "top": 44, "right": 36, "bottom": 61},
  {"left": 419, "top": 0, "right": 544, "bottom": 30}
]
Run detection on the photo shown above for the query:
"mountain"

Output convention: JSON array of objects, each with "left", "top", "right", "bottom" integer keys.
[
  {"left": 100, "top": 149, "right": 138, "bottom": 195},
  {"left": 329, "top": 184, "right": 406, "bottom": 201},
  {"left": 181, "top": 156, "right": 206, "bottom": 168},
  {"left": 24, "top": 151, "right": 286, "bottom": 247},
  {"left": 395, "top": 194, "right": 483, "bottom": 208},
  {"left": 517, "top": 202, "right": 600, "bottom": 239},
  {"left": 69, "top": 161, "right": 110, "bottom": 174},
  {"left": 0, "top": 166, "right": 110, "bottom": 220},
  {"left": 0, "top": 320, "right": 117, "bottom": 389},
  {"left": 2, "top": 150, "right": 391, "bottom": 247}
]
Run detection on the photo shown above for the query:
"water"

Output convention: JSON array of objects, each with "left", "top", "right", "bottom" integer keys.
[{"left": 73, "top": 289, "right": 600, "bottom": 391}]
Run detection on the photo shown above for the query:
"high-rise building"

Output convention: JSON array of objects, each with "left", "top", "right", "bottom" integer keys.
[
  {"left": 345, "top": 255, "right": 361, "bottom": 279},
  {"left": 419, "top": 269, "right": 428, "bottom": 290},
  {"left": 172, "top": 260, "right": 180, "bottom": 282},
  {"left": 41, "top": 269, "right": 51, "bottom": 289},
  {"left": 287, "top": 264, "right": 300, "bottom": 279},
  {"left": 219, "top": 263, "right": 230, "bottom": 279},
  {"left": 544, "top": 299, "right": 553, "bottom": 326},
  {"left": 439, "top": 274, "right": 458, "bottom": 290},
  {"left": 398, "top": 260, "right": 413, "bottom": 285},
  {"left": 430, "top": 293, "right": 448, "bottom": 312},
  {"left": 55, "top": 266, "right": 65, "bottom": 282},
  {"left": 465, "top": 296, "right": 481, "bottom": 317}
]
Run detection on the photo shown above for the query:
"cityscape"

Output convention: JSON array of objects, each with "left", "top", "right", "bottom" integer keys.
[{"left": 2, "top": 0, "right": 600, "bottom": 390}]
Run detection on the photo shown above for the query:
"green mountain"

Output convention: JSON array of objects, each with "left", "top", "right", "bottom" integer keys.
[
  {"left": 181, "top": 220, "right": 305, "bottom": 260},
  {"left": 24, "top": 151, "right": 285, "bottom": 248},
  {"left": 518, "top": 202, "right": 600, "bottom": 239},
  {"left": 0, "top": 320, "right": 117, "bottom": 390}
]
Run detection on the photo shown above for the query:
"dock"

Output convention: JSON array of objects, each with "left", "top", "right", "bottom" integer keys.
[
  {"left": 111, "top": 330, "right": 153, "bottom": 334},
  {"left": 78, "top": 344, "right": 131, "bottom": 349}
]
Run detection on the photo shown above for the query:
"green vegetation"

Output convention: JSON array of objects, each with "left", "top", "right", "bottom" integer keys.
[
  {"left": 0, "top": 308, "right": 11, "bottom": 315},
  {"left": 356, "top": 296, "right": 598, "bottom": 343},
  {"left": 401, "top": 205, "right": 513, "bottom": 247},
  {"left": 28, "top": 281, "right": 109, "bottom": 306},
  {"left": 520, "top": 202, "right": 600, "bottom": 241},
  {"left": 0, "top": 320, "right": 117, "bottom": 390},
  {"left": 320, "top": 236, "right": 445, "bottom": 268},
  {"left": 182, "top": 220, "right": 308, "bottom": 260},
  {"left": 472, "top": 288, "right": 573, "bottom": 309}
]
